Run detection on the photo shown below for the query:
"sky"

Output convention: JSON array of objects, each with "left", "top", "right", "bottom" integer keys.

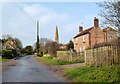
[{"left": 2, "top": 2, "right": 102, "bottom": 47}]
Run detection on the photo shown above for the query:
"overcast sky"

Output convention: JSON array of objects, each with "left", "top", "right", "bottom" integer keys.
[{"left": 2, "top": 2, "right": 102, "bottom": 47}]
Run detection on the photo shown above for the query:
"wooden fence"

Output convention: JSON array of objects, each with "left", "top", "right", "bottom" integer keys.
[
  {"left": 85, "top": 45, "right": 120, "bottom": 66},
  {"left": 57, "top": 51, "right": 84, "bottom": 62}
]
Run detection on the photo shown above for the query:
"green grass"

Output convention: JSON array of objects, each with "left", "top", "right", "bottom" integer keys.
[
  {"left": 63, "top": 65, "right": 120, "bottom": 82},
  {"left": 1, "top": 58, "right": 10, "bottom": 62},
  {"left": 35, "top": 56, "right": 83, "bottom": 65}
]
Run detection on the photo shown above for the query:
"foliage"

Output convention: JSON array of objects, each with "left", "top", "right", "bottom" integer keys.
[
  {"left": 2, "top": 58, "right": 10, "bottom": 62},
  {"left": 63, "top": 64, "right": 120, "bottom": 82},
  {"left": 66, "top": 40, "right": 74, "bottom": 50},
  {"left": 14, "top": 38, "right": 23, "bottom": 51},
  {"left": 35, "top": 56, "right": 81, "bottom": 65},
  {"left": 2, "top": 35, "right": 23, "bottom": 56},
  {"left": 36, "top": 36, "right": 40, "bottom": 56},
  {"left": 97, "top": 1, "right": 120, "bottom": 36},
  {"left": 22, "top": 45, "right": 33, "bottom": 55},
  {"left": 48, "top": 42, "right": 59, "bottom": 57},
  {"left": 2, "top": 49, "right": 13, "bottom": 59}
]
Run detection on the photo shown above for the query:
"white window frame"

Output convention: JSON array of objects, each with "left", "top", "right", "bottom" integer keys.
[
  {"left": 83, "top": 35, "right": 86, "bottom": 43},
  {"left": 83, "top": 46, "right": 86, "bottom": 51},
  {"left": 76, "top": 47, "right": 78, "bottom": 52},
  {"left": 76, "top": 38, "right": 78, "bottom": 43}
]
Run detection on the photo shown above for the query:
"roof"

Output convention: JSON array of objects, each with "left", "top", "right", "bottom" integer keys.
[
  {"left": 103, "top": 27, "right": 117, "bottom": 32},
  {"left": 73, "top": 27, "right": 94, "bottom": 38},
  {"left": 63, "top": 43, "right": 68, "bottom": 46}
]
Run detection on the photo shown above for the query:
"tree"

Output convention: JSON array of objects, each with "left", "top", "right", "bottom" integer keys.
[
  {"left": 48, "top": 42, "right": 59, "bottom": 57},
  {"left": 36, "top": 20, "right": 40, "bottom": 56},
  {"left": 23, "top": 45, "right": 33, "bottom": 55},
  {"left": 66, "top": 40, "right": 74, "bottom": 50},
  {"left": 97, "top": 0, "right": 120, "bottom": 36}
]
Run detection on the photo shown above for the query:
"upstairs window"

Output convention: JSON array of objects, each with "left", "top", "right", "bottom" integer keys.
[
  {"left": 108, "top": 35, "right": 113, "bottom": 39},
  {"left": 83, "top": 35, "right": 86, "bottom": 43},
  {"left": 76, "top": 38, "right": 78, "bottom": 44}
]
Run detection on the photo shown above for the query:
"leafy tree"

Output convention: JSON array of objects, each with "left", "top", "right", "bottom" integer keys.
[
  {"left": 66, "top": 40, "right": 74, "bottom": 50},
  {"left": 48, "top": 42, "right": 59, "bottom": 57},
  {"left": 97, "top": 0, "right": 120, "bottom": 36},
  {"left": 23, "top": 45, "right": 33, "bottom": 55},
  {"left": 14, "top": 38, "right": 23, "bottom": 51}
]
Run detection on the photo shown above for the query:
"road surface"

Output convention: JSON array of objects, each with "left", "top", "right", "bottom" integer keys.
[{"left": 2, "top": 55, "right": 68, "bottom": 82}]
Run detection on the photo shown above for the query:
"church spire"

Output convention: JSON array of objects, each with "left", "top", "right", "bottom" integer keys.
[{"left": 55, "top": 26, "right": 59, "bottom": 44}]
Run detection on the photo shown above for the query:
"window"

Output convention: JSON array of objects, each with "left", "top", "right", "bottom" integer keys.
[
  {"left": 83, "top": 35, "right": 86, "bottom": 43},
  {"left": 76, "top": 38, "right": 78, "bottom": 44},
  {"left": 80, "top": 45, "right": 81, "bottom": 52},
  {"left": 83, "top": 46, "right": 86, "bottom": 51},
  {"left": 108, "top": 35, "right": 113, "bottom": 39},
  {"left": 76, "top": 47, "right": 78, "bottom": 52}
]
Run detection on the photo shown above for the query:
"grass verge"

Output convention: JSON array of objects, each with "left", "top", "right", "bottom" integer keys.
[
  {"left": 35, "top": 56, "right": 84, "bottom": 65},
  {"left": 63, "top": 64, "right": 120, "bottom": 82},
  {"left": 1, "top": 58, "right": 10, "bottom": 62}
]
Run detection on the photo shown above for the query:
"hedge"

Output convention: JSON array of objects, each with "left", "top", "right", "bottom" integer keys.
[{"left": 2, "top": 49, "right": 18, "bottom": 59}]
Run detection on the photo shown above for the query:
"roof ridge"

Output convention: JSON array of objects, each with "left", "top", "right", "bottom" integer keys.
[{"left": 73, "top": 26, "right": 94, "bottom": 38}]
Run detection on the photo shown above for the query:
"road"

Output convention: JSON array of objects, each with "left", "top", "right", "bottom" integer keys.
[{"left": 2, "top": 55, "right": 68, "bottom": 82}]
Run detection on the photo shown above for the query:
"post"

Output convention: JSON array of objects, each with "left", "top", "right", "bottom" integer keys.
[{"left": 85, "top": 50, "right": 86, "bottom": 65}]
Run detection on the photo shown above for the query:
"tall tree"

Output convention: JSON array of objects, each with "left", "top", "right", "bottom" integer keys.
[
  {"left": 66, "top": 40, "right": 74, "bottom": 50},
  {"left": 36, "top": 20, "right": 40, "bottom": 55},
  {"left": 97, "top": 0, "right": 120, "bottom": 36}
]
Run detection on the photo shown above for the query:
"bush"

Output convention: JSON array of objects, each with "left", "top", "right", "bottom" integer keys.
[
  {"left": 37, "top": 52, "right": 43, "bottom": 57},
  {"left": 2, "top": 49, "right": 13, "bottom": 59}
]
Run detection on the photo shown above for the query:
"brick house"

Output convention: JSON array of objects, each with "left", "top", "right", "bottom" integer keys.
[{"left": 73, "top": 17, "right": 117, "bottom": 52}]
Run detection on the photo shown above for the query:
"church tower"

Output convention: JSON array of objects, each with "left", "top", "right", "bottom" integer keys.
[{"left": 55, "top": 26, "right": 59, "bottom": 44}]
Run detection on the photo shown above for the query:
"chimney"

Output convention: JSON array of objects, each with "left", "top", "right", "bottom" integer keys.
[
  {"left": 79, "top": 26, "right": 83, "bottom": 33},
  {"left": 94, "top": 17, "right": 99, "bottom": 27}
]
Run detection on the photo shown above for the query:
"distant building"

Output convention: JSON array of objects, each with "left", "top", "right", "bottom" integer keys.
[
  {"left": 60, "top": 43, "right": 68, "bottom": 49},
  {"left": 73, "top": 17, "right": 117, "bottom": 52},
  {"left": 3, "top": 37, "right": 16, "bottom": 50},
  {"left": 55, "top": 26, "right": 59, "bottom": 44}
]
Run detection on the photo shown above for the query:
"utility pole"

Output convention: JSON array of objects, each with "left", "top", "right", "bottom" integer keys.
[{"left": 36, "top": 20, "right": 40, "bottom": 56}]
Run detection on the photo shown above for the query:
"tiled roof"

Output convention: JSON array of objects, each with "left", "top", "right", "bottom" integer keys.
[
  {"left": 103, "top": 27, "right": 117, "bottom": 32},
  {"left": 63, "top": 43, "right": 68, "bottom": 46},
  {"left": 73, "top": 27, "right": 94, "bottom": 38}
]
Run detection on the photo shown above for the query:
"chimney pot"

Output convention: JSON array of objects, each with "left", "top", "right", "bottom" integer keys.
[
  {"left": 79, "top": 26, "right": 83, "bottom": 33},
  {"left": 94, "top": 17, "right": 99, "bottom": 27}
]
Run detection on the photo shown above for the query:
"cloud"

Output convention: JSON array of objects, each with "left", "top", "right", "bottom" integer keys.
[
  {"left": 23, "top": 4, "right": 69, "bottom": 25},
  {"left": 23, "top": 4, "right": 54, "bottom": 17},
  {"left": 3, "top": 3, "right": 70, "bottom": 47}
]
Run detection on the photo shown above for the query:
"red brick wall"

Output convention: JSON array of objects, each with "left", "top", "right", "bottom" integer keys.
[
  {"left": 89, "top": 27, "right": 104, "bottom": 47},
  {"left": 74, "top": 33, "right": 90, "bottom": 52},
  {"left": 104, "top": 29, "right": 118, "bottom": 42},
  {"left": 74, "top": 27, "right": 105, "bottom": 52}
]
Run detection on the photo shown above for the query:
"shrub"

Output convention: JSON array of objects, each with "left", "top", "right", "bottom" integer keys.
[
  {"left": 37, "top": 52, "right": 43, "bottom": 57},
  {"left": 2, "top": 49, "right": 13, "bottom": 59}
]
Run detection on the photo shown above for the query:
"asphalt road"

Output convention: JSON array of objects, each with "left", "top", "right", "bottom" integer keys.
[{"left": 2, "top": 55, "right": 68, "bottom": 82}]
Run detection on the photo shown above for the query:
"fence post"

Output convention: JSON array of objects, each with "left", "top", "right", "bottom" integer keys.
[
  {"left": 71, "top": 53, "right": 72, "bottom": 62},
  {"left": 117, "top": 45, "right": 120, "bottom": 64},
  {"left": 85, "top": 50, "right": 86, "bottom": 65}
]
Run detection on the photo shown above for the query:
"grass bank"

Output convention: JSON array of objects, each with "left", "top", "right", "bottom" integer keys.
[
  {"left": 63, "top": 65, "right": 120, "bottom": 82},
  {"left": 1, "top": 58, "right": 10, "bottom": 62},
  {"left": 35, "top": 56, "right": 83, "bottom": 65}
]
